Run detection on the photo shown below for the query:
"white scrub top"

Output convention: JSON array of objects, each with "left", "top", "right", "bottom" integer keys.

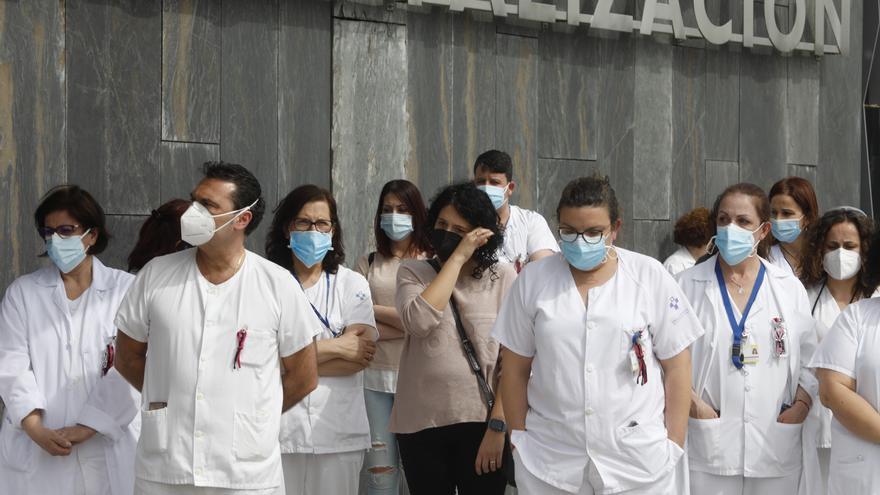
[
  {"left": 768, "top": 244, "right": 797, "bottom": 277},
  {"left": 805, "top": 284, "right": 880, "bottom": 449},
  {"left": 809, "top": 298, "right": 880, "bottom": 495},
  {"left": 497, "top": 205, "right": 559, "bottom": 267},
  {"left": 492, "top": 250, "right": 703, "bottom": 494},
  {"left": 114, "top": 249, "right": 320, "bottom": 490},
  {"left": 0, "top": 258, "right": 140, "bottom": 495},
  {"left": 663, "top": 246, "right": 697, "bottom": 276},
  {"left": 280, "top": 266, "right": 377, "bottom": 454},
  {"left": 677, "top": 255, "right": 819, "bottom": 478}
]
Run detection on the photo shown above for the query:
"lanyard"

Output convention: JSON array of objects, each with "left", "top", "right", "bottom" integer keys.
[
  {"left": 715, "top": 259, "right": 765, "bottom": 369},
  {"left": 293, "top": 271, "right": 336, "bottom": 336}
]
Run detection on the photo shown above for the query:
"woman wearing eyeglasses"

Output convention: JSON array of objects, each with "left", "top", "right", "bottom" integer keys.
[
  {"left": 0, "top": 185, "right": 140, "bottom": 495},
  {"left": 494, "top": 176, "right": 702, "bottom": 494},
  {"left": 678, "top": 183, "right": 819, "bottom": 495},
  {"left": 798, "top": 207, "right": 876, "bottom": 495},
  {"left": 266, "top": 185, "right": 378, "bottom": 495}
]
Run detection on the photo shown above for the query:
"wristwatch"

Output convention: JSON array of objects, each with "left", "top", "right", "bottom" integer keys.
[{"left": 488, "top": 418, "right": 507, "bottom": 433}]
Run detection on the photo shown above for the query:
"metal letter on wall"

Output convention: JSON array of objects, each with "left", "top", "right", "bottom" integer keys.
[
  {"left": 694, "top": 0, "right": 733, "bottom": 45},
  {"left": 400, "top": 0, "right": 851, "bottom": 56},
  {"left": 592, "top": 0, "right": 633, "bottom": 33},
  {"left": 640, "top": 0, "right": 686, "bottom": 40},
  {"left": 765, "top": 0, "right": 807, "bottom": 53},
  {"left": 519, "top": 0, "right": 557, "bottom": 22}
]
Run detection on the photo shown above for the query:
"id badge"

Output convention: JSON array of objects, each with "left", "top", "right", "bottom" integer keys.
[{"left": 741, "top": 331, "right": 759, "bottom": 365}]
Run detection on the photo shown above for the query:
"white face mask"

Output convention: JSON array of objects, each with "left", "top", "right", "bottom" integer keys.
[
  {"left": 180, "top": 199, "right": 258, "bottom": 246},
  {"left": 823, "top": 247, "right": 862, "bottom": 281}
]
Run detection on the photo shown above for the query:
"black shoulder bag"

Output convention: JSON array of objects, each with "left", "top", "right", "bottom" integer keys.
[{"left": 427, "top": 259, "right": 516, "bottom": 486}]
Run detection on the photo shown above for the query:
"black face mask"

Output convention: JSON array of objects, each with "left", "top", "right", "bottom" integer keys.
[{"left": 431, "top": 229, "right": 462, "bottom": 262}]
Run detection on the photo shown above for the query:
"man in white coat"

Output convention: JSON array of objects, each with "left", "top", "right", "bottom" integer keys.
[{"left": 114, "top": 162, "right": 321, "bottom": 494}]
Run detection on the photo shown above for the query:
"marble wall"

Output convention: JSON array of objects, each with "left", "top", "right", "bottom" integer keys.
[{"left": 0, "top": 0, "right": 866, "bottom": 290}]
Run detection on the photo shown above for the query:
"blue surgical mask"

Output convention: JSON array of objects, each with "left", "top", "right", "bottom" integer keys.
[
  {"left": 47, "top": 229, "right": 92, "bottom": 274},
  {"left": 380, "top": 213, "right": 413, "bottom": 241},
  {"left": 560, "top": 235, "right": 609, "bottom": 271},
  {"left": 289, "top": 231, "right": 333, "bottom": 268},
  {"left": 770, "top": 218, "right": 802, "bottom": 243},
  {"left": 714, "top": 223, "right": 763, "bottom": 266},
  {"left": 477, "top": 184, "right": 508, "bottom": 210}
]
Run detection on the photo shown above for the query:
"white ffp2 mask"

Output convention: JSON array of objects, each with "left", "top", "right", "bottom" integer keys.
[
  {"left": 823, "top": 247, "right": 862, "bottom": 281},
  {"left": 180, "top": 199, "right": 258, "bottom": 246}
]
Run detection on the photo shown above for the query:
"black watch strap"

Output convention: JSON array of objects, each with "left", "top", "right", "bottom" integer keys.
[{"left": 488, "top": 418, "right": 507, "bottom": 433}]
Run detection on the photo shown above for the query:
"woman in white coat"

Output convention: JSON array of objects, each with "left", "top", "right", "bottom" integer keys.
[
  {"left": 810, "top": 233, "right": 880, "bottom": 494},
  {"left": 496, "top": 176, "right": 703, "bottom": 495},
  {"left": 678, "top": 183, "right": 819, "bottom": 495},
  {"left": 0, "top": 185, "right": 140, "bottom": 495},
  {"left": 798, "top": 206, "right": 876, "bottom": 494},
  {"left": 767, "top": 177, "right": 819, "bottom": 278},
  {"left": 266, "top": 185, "right": 378, "bottom": 495}
]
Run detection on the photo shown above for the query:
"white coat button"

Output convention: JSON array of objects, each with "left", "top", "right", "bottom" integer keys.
[
  {"left": 586, "top": 365, "right": 595, "bottom": 373},
  {"left": 586, "top": 322, "right": 596, "bottom": 331},
  {"left": 196, "top": 392, "right": 205, "bottom": 401},
  {"left": 195, "top": 430, "right": 203, "bottom": 438},
  {"left": 745, "top": 385, "right": 752, "bottom": 392},
  {"left": 585, "top": 407, "right": 594, "bottom": 416},
  {"left": 744, "top": 417, "right": 750, "bottom": 424},
  {"left": 194, "top": 468, "right": 203, "bottom": 476}
]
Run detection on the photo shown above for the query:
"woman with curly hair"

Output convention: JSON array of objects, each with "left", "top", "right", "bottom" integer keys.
[
  {"left": 391, "top": 182, "right": 515, "bottom": 494},
  {"left": 664, "top": 207, "right": 713, "bottom": 275},
  {"left": 810, "top": 227, "right": 880, "bottom": 494},
  {"left": 798, "top": 206, "right": 876, "bottom": 495}
]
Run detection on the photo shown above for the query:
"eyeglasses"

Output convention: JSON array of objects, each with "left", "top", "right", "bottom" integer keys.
[
  {"left": 38, "top": 224, "right": 84, "bottom": 240},
  {"left": 291, "top": 218, "right": 333, "bottom": 233},
  {"left": 558, "top": 228, "right": 606, "bottom": 244}
]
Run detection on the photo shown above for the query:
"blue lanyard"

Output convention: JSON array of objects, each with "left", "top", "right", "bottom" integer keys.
[
  {"left": 715, "top": 259, "right": 765, "bottom": 369},
  {"left": 293, "top": 271, "right": 336, "bottom": 336}
]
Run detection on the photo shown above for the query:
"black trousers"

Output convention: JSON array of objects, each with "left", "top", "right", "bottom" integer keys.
[{"left": 397, "top": 422, "right": 507, "bottom": 495}]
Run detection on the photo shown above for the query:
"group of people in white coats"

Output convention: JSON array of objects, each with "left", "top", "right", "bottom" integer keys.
[{"left": 2, "top": 151, "right": 880, "bottom": 495}]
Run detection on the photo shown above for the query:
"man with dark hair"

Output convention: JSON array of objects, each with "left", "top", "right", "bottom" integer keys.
[
  {"left": 114, "top": 161, "right": 320, "bottom": 494},
  {"left": 473, "top": 150, "right": 558, "bottom": 272}
]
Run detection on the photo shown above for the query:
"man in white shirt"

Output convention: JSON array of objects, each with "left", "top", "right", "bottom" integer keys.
[
  {"left": 114, "top": 162, "right": 320, "bottom": 494},
  {"left": 473, "top": 150, "right": 558, "bottom": 272}
]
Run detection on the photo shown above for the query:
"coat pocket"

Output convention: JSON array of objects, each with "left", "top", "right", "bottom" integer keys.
[
  {"left": 762, "top": 421, "right": 803, "bottom": 473},
  {"left": 139, "top": 407, "right": 169, "bottom": 454},
  {"left": 0, "top": 420, "right": 36, "bottom": 473},
  {"left": 686, "top": 417, "right": 722, "bottom": 466},
  {"left": 233, "top": 410, "right": 275, "bottom": 461}
]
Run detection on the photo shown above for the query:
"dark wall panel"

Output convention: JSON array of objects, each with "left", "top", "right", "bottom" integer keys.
[
  {"left": 332, "top": 19, "right": 409, "bottom": 261},
  {"left": 279, "top": 0, "right": 333, "bottom": 191},
  {"left": 537, "top": 158, "right": 604, "bottom": 232},
  {"left": 496, "top": 33, "right": 538, "bottom": 210},
  {"left": 67, "top": 0, "right": 162, "bottom": 215},
  {"left": 220, "top": 0, "right": 279, "bottom": 252},
  {"left": 160, "top": 142, "right": 220, "bottom": 201},
  {"left": 537, "top": 30, "right": 599, "bottom": 162},
  {"left": 818, "top": 0, "right": 863, "bottom": 210},
  {"left": 103, "top": 215, "right": 149, "bottom": 272},
  {"left": 632, "top": 39, "right": 673, "bottom": 221},
  {"left": 0, "top": 0, "right": 67, "bottom": 291},
  {"left": 406, "top": 11, "right": 454, "bottom": 197},
  {"left": 671, "top": 46, "right": 706, "bottom": 216},
  {"left": 450, "top": 16, "right": 497, "bottom": 186},
  {"left": 162, "top": 0, "right": 221, "bottom": 144},
  {"left": 595, "top": 35, "right": 636, "bottom": 249}
]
